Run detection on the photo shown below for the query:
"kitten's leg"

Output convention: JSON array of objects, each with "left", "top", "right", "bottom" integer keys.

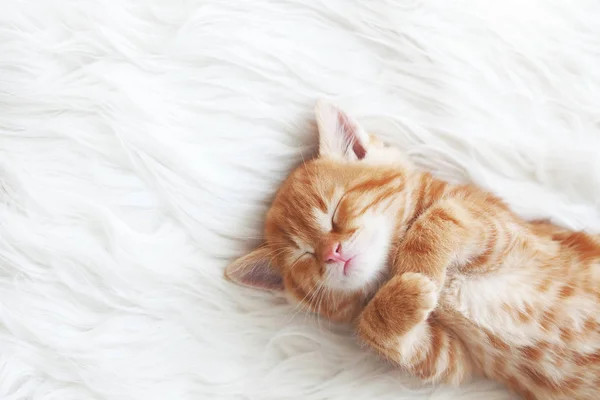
[
  {"left": 357, "top": 273, "right": 473, "bottom": 385},
  {"left": 357, "top": 199, "right": 498, "bottom": 384}
]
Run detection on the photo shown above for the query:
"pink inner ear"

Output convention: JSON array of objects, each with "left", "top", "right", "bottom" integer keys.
[
  {"left": 337, "top": 111, "right": 367, "bottom": 160},
  {"left": 225, "top": 247, "right": 285, "bottom": 292},
  {"left": 352, "top": 141, "right": 367, "bottom": 159},
  {"left": 246, "top": 265, "right": 284, "bottom": 290}
]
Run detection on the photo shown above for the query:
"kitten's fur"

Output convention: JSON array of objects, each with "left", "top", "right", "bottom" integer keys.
[{"left": 225, "top": 101, "right": 600, "bottom": 400}]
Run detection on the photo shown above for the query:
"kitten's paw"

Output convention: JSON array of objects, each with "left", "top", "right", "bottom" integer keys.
[
  {"left": 358, "top": 273, "right": 438, "bottom": 346},
  {"left": 400, "top": 272, "right": 438, "bottom": 313}
]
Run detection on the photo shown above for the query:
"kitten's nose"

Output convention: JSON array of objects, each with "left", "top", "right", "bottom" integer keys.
[{"left": 324, "top": 242, "right": 345, "bottom": 263}]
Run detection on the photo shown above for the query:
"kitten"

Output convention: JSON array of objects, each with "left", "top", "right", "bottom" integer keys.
[{"left": 225, "top": 100, "right": 600, "bottom": 400}]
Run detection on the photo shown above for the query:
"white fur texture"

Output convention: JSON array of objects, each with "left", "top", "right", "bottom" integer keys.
[{"left": 1, "top": 1, "right": 600, "bottom": 399}]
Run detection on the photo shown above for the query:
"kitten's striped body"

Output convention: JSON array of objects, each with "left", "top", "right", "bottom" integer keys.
[{"left": 359, "top": 171, "right": 600, "bottom": 399}]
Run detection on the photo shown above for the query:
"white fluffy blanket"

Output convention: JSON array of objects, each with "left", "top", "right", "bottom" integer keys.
[{"left": 2, "top": 1, "right": 600, "bottom": 399}]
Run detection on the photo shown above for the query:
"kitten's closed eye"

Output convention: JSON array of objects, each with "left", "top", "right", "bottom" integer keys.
[
  {"left": 291, "top": 238, "right": 314, "bottom": 259},
  {"left": 331, "top": 197, "right": 343, "bottom": 232}
]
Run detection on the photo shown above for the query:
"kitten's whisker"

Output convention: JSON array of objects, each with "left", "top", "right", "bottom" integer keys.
[
  {"left": 254, "top": 247, "right": 288, "bottom": 261},
  {"left": 303, "top": 282, "right": 324, "bottom": 325},
  {"left": 308, "top": 283, "right": 324, "bottom": 318},
  {"left": 315, "top": 284, "right": 329, "bottom": 333},
  {"left": 288, "top": 278, "right": 320, "bottom": 322}
]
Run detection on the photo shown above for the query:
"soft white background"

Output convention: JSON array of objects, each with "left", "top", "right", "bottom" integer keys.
[{"left": 1, "top": 1, "right": 599, "bottom": 399}]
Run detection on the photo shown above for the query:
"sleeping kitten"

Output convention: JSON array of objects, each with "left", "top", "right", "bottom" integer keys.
[{"left": 225, "top": 100, "right": 600, "bottom": 400}]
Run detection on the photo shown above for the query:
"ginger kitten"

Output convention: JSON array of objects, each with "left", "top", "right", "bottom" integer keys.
[{"left": 225, "top": 100, "right": 600, "bottom": 400}]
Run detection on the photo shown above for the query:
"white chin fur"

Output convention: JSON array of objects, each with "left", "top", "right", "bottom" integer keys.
[
  {"left": 324, "top": 220, "right": 392, "bottom": 292},
  {"left": 325, "top": 256, "right": 386, "bottom": 292}
]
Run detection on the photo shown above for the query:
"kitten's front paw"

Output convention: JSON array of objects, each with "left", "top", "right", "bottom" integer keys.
[{"left": 358, "top": 273, "right": 438, "bottom": 346}]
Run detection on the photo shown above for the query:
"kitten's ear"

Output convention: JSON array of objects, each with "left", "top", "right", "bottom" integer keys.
[
  {"left": 315, "top": 100, "right": 370, "bottom": 160},
  {"left": 224, "top": 247, "right": 284, "bottom": 291}
]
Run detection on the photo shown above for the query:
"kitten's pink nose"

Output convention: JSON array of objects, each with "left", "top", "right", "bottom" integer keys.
[{"left": 324, "top": 242, "right": 346, "bottom": 263}]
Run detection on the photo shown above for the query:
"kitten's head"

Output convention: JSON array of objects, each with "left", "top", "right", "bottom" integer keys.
[{"left": 225, "top": 101, "right": 411, "bottom": 322}]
